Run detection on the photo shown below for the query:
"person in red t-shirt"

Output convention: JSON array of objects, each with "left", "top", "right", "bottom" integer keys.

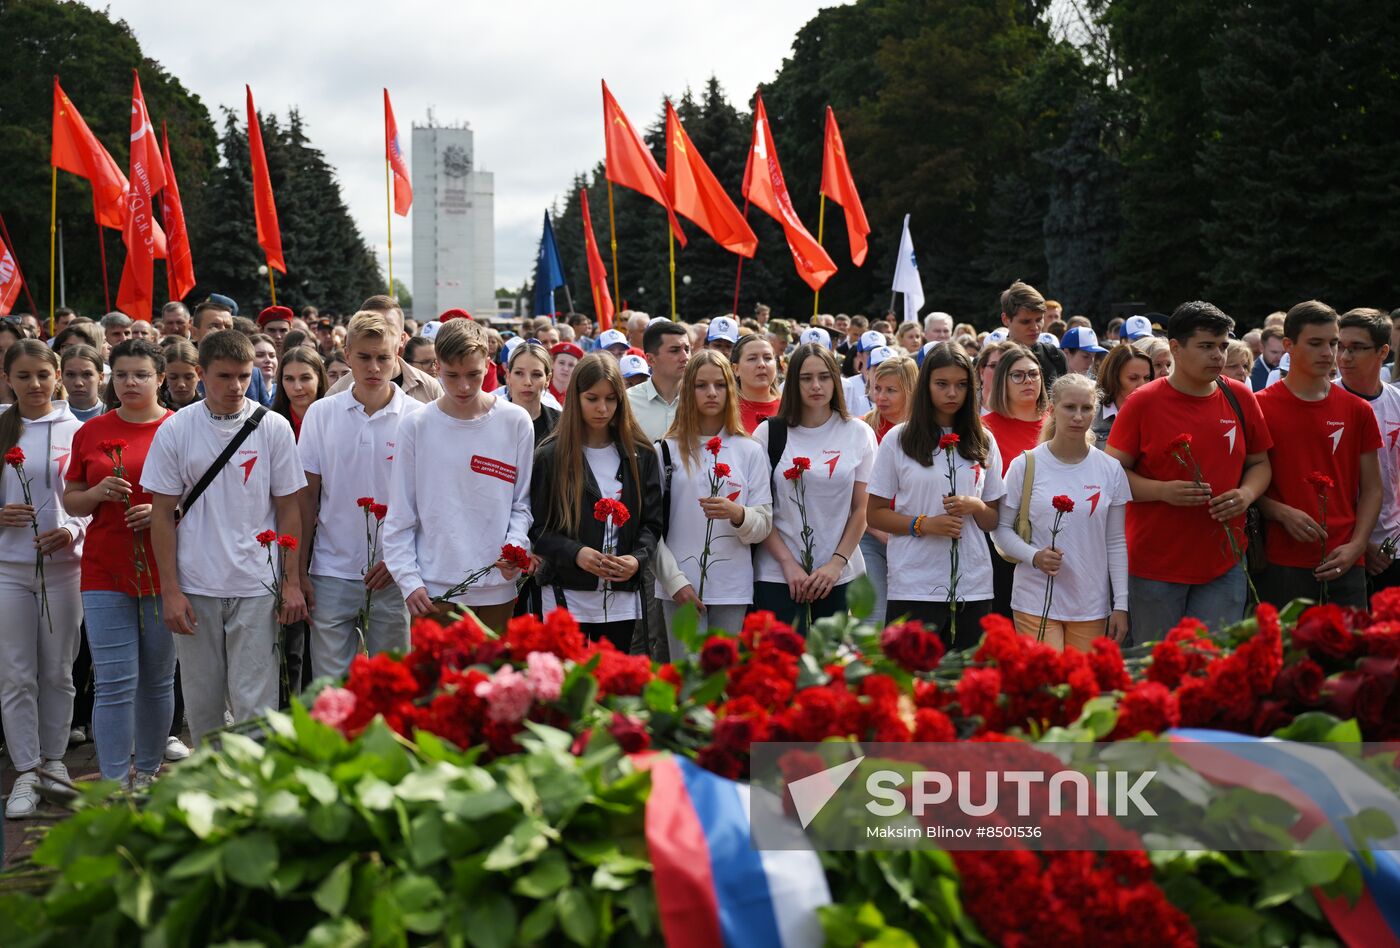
[
  {"left": 1256, "top": 301, "right": 1381, "bottom": 609},
  {"left": 1106, "top": 302, "right": 1273, "bottom": 641},
  {"left": 61, "top": 339, "right": 175, "bottom": 787},
  {"left": 983, "top": 344, "right": 1049, "bottom": 617}
]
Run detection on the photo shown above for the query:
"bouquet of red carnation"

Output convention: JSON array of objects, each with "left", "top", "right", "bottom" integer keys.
[
  {"left": 355, "top": 497, "right": 390, "bottom": 645},
  {"left": 99, "top": 438, "right": 156, "bottom": 624},
  {"left": 7, "top": 447, "right": 53, "bottom": 635},
  {"left": 1037, "top": 495, "right": 1075, "bottom": 642},
  {"left": 433, "top": 542, "right": 533, "bottom": 606},
  {"left": 938, "top": 433, "right": 962, "bottom": 642},
  {"left": 1306, "top": 471, "right": 1335, "bottom": 603},
  {"left": 594, "top": 498, "right": 630, "bottom": 621},
  {"left": 1170, "top": 431, "right": 1259, "bottom": 605},
  {"left": 256, "top": 530, "right": 298, "bottom": 618},
  {"left": 697, "top": 436, "right": 731, "bottom": 600},
  {"left": 781, "top": 457, "right": 816, "bottom": 629}
]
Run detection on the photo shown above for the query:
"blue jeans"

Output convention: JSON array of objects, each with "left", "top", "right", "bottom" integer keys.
[
  {"left": 858, "top": 533, "right": 888, "bottom": 628},
  {"left": 82, "top": 591, "right": 176, "bottom": 780},
  {"left": 1128, "top": 564, "right": 1246, "bottom": 643}
]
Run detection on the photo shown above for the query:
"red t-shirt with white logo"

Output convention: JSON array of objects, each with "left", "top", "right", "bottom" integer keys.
[
  {"left": 1256, "top": 381, "right": 1381, "bottom": 568},
  {"left": 1107, "top": 376, "right": 1272, "bottom": 583}
]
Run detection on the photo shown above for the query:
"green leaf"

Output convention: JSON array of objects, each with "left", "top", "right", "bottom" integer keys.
[
  {"left": 309, "top": 802, "right": 353, "bottom": 841},
  {"left": 464, "top": 892, "right": 516, "bottom": 948},
  {"left": 642, "top": 678, "right": 678, "bottom": 715},
  {"left": 484, "top": 817, "right": 550, "bottom": 871},
  {"left": 512, "top": 850, "right": 571, "bottom": 899},
  {"left": 556, "top": 888, "right": 598, "bottom": 946},
  {"left": 116, "top": 873, "right": 155, "bottom": 927},
  {"left": 518, "top": 900, "right": 557, "bottom": 943},
  {"left": 222, "top": 831, "right": 279, "bottom": 889},
  {"left": 847, "top": 572, "right": 875, "bottom": 620},
  {"left": 356, "top": 775, "right": 396, "bottom": 811},
  {"left": 301, "top": 917, "right": 369, "bottom": 948},
  {"left": 684, "top": 671, "right": 728, "bottom": 706},
  {"left": 296, "top": 766, "right": 340, "bottom": 806},
  {"left": 797, "top": 653, "right": 830, "bottom": 688},
  {"left": 671, "top": 600, "right": 701, "bottom": 654},
  {"left": 409, "top": 811, "right": 449, "bottom": 868},
  {"left": 313, "top": 858, "right": 355, "bottom": 915},
  {"left": 177, "top": 791, "right": 218, "bottom": 838}
]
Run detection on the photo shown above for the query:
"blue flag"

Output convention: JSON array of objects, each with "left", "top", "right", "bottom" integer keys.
[{"left": 533, "top": 211, "right": 567, "bottom": 320}]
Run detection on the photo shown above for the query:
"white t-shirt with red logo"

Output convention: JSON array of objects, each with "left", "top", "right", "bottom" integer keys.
[
  {"left": 997, "top": 443, "right": 1130, "bottom": 620},
  {"left": 1337, "top": 380, "right": 1400, "bottom": 547},
  {"left": 655, "top": 433, "right": 772, "bottom": 605},
  {"left": 384, "top": 398, "right": 533, "bottom": 606},
  {"left": 298, "top": 385, "right": 422, "bottom": 581},
  {"left": 754, "top": 414, "right": 877, "bottom": 586},
  {"left": 141, "top": 399, "right": 306, "bottom": 598},
  {"left": 867, "top": 424, "right": 1006, "bottom": 603}
]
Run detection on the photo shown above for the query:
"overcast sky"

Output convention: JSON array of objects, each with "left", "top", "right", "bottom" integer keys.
[{"left": 96, "top": 0, "right": 839, "bottom": 296}]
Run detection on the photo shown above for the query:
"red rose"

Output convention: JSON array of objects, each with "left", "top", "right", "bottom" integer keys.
[
  {"left": 4, "top": 447, "right": 24, "bottom": 467},
  {"left": 713, "top": 462, "right": 731, "bottom": 479},
  {"left": 791, "top": 456, "right": 811, "bottom": 472},
  {"left": 1292, "top": 604, "right": 1356, "bottom": 661},
  {"left": 370, "top": 503, "right": 388, "bottom": 521},
  {"left": 696, "top": 743, "right": 746, "bottom": 780},
  {"left": 1370, "top": 588, "right": 1400, "bottom": 623},
  {"left": 277, "top": 535, "right": 298, "bottom": 551},
  {"left": 255, "top": 529, "right": 277, "bottom": 546},
  {"left": 1274, "top": 657, "right": 1324, "bottom": 705},
  {"left": 1305, "top": 471, "right": 1335, "bottom": 492},
  {"left": 1362, "top": 621, "right": 1400, "bottom": 658},
  {"left": 705, "top": 436, "right": 723, "bottom": 456},
  {"left": 1052, "top": 494, "right": 1075, "bottom": 514},
  {"left": 608, "top": 712, "right": 650, "bottom": 753},
  {"left": 879, "top": 620, "right": 945, "bottom": 673},
  {"left": 938, "top": 433, "right": 960, "bottom": 450},
  {"left": 700, "top": 635, "right": 740, "bottom": 674},
  {"left": 357, "top": 496, "right": 375, "bottom": 508}
]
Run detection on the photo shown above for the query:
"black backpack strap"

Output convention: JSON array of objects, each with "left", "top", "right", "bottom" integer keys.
[
  {"left": 658, "top": 439, "right": 675, "bottom": 536},
  {"left": 1217, "top": 380, "right": 1247, "bottom": 437},
  {"left": 177, "top": 407, "right": 268, "bottom": 520},
  {"left": 766, "top": 418, "right": 788, "bottom": 509}
]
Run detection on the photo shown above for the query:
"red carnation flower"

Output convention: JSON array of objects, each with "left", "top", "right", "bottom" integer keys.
[
  {"left": 713, "top": 462, "right": 731, "bottom": 479},
  {"left": 791, "top": 456, "right": 811, "bottom": 472},
  {"left": 357, "top": 496, "right": 375, "bottom": 508},
  {"left": 370, "top": 503, "right": 388, "bottom": 521},
  {"left": 98, "top": 439, "right": 128, "bottom": 455},
  {"left": 501, "top": 543, "right": 531, "bottom": 571},
  {"left": 782, "top": 465, "right": 803, "bottom": 480},
  {"left": 938, "top": 433, "right": 960, "bottom": 450},
  {"left": 255, "top": 529, "right": 277, "bottom": 546},
  {"left": 593, "top": 498, "right": 631, "bottom": 527},
  {"left": 705, "top": 436, "right": 723, "bottom": 456},
  {"left": 4, "top": 447, "right": 25, "bottom": 467},
  {"left": 1168, "top": 433, "right": 1192, "bottom": 452},
  {"left": 700, "top": 635, "right": 740, "bottom": 674},
  {"left": 879, "top": 620, "right": 945, "bottom": 673},
  {"left": 277, "top": 534, "right": 298, "bottom": 551},
  {"left": 608, "top": 712, "right": 650, "bottom": 753},
  {"left": 1305, "top": 471, "right": 1335, "bottom": 491},
  {"left": 1052, "top": 494, "right": 1075, "bottom": 514},
  {"left": 1292, "top": 604, "right": 1356, "bottom": 661}
]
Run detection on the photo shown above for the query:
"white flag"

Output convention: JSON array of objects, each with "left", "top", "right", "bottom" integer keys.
[{"left": 891, "top": 213, "right": 924, "bottom": 323}]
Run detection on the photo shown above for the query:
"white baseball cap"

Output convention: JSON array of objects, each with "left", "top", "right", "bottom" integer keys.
[
  {"left": 1060, "top": 327, "right": 1107, "bottom": 353},
  {"left": 502, "top": 336, "right": 527, "bottom": 359},
  {"left": 1123, "top": 315, "right": 1154, "bottom": 341},
  {"left": 857, "top": 330, "right": 887, "bottom": 353},
  {"left": 598, "top": 329, "right": 629, "bottom": 350},
  {"left": 1038, "top": 332, "right": 1061, "bottom": 349},
  {"left": 419, "top": 320, "right": 442, "bottom": 341},
  {"left": 987, "top": 327, "right": 1009, "bottom": 343},
  {"left": 915, "top": 339, "right": 943, "bottom": 366},
  {"left": 799, "top": 327, "right": 832, "bottom": 349},
  {"left": 867, "top": 345, "right": 898, "bottom": 367},
  {"left": 648, "top": 316, "right": 671, "bottom": 327},
  {"left": 619, "top": 354, "right": 651, "bottom": 378},
  {"left": 707, "top": 316, "right": 739, "bottom": 343}
]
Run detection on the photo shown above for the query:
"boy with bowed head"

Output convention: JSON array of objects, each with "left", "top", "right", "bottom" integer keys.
[
  {"left": 326, "top": 295, "right": 444, "bottom": 405},
  {"left": 999, "top": 281, "right": 1067, "bottom": 389}
]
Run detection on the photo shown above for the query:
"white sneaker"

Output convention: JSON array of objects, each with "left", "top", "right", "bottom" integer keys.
[
  {"left": 6, "top": 772, "right": 41, "bottom": 819},
  {"left": 38, "top": 759, "right": 71, "bottom": 789},
  {"left": 68, "top": 726, "right": 87, "bottom": 746},
  {"left": 165, "top": 736, "right": 191, "bottom": 761}
]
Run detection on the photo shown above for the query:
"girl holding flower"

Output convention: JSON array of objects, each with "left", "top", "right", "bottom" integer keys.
[
  {"left": 62, "top": 340, "right": 175, "bottom": 788},
  {"left": 0, "top": 340, "right": 88, "bottom": 818},
  {"left": 866, "top": 343, "right": 1003, "bottom": 645},
  {"left": 994, "top": 374, "right": 1131, "bottom": 650},
  {"left": 530, "top": 353, "right": 662, "bottom": 651},
  {"left": 654, "top": 351, "right": 773, "bottom": 659}
]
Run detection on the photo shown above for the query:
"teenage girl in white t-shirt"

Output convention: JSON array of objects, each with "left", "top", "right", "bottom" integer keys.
[
  {"left": 654, "top": 350, "right": 773, "bottom": 659},
  {"left": 994, "top": 374, "right": 1130, "bottom": 651},
  {"left": 754, "top": 344, "right": 877, "bottom": 632},
  {"left": 866, "top": 343, "right": 1004, "bottom": 646}
]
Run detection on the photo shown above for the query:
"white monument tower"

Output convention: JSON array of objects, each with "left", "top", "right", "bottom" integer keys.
[{"left": 410, "top": 115, "right": 495, "bottom": 320}]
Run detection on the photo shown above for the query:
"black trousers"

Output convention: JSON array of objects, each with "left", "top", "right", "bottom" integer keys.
[
  {"left": 886, "top": 598, "right": 993, "bottom": 650},
  {"left": 1258, "top": 563, "right": 1367, "bottom": 610},
  {"left": 753, "top": 581, "right": 849, "bottom": 635}
]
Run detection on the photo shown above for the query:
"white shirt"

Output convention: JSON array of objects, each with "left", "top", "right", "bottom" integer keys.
[
  {"left": 994, "top": 443, "right": 1130, "bottom": 620},
  {"left": 383, "top": 398, "right": 533, "bottom": 606},
  {"left": 141, "top": 399, "right": 306, "bottom": 597},
  {"left": 1338, "top": 380, "right": 1400, "bottom": 546},
  {"left": 867, "top": 424, "right": 1006, "bottom": 602},
  {"left": 299, "top": 385, "right": 422, "bottom": 581},
  {"left": 627, "top": 379, "right": 680, "bottom": 442},
  {"left": 754, "top": 414, "right": 877, "bottom": 586},
  {"left": 842, "top": 375, "right": 870, "bottom": 417},
  {"left": 655, "top": 433, "right": 771, "bottom": 604},
  {"left": 0, "top": 405, "right": 87, "bottom": 567},
  {"left": 562, "top": 445, "right": 640, "bottom": 623}
]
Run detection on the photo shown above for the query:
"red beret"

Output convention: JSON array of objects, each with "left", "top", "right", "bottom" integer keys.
[
  {"left": 257, "top": 305, "right": 294, "bottom": 328},
  {"left": 439, "top": 308, "right": 472, "bottom": 322},
  {"left": 625, "top": 346, "right": 645, "bottom": 357},
  {"left": 549, "top": 342, "right": 584, "bottom": 361}
]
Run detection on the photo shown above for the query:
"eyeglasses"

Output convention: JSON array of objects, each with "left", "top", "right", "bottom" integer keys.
[
  {"left": 410, "top": 359, "right": 438, "bottom": 370},
  {"left": 113, "top": 371, "right": 157, "bottom": 383},
  {"left": 1009, "top": 369, "right": 1042, "bottom": 384},
  {"left": 1338, "top": 345, "right": 1376, "bottom": 356}
]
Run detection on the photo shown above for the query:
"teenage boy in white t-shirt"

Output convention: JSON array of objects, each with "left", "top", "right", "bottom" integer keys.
[
  {"left": 298, "top": 312, "right": 422, "bottom": 679},
  {"left": 383, "top": 318, "right": 532, "bottom": 633},
  {"left": 145, "top": 330, "right": 307, "bottom": 742}
]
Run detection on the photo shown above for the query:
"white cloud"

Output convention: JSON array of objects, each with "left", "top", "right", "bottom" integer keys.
[{"left": 99, "top": 0, "right": 839, "bottom": 297}]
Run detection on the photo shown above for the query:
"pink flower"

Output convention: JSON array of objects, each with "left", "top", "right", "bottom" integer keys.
[
  {"left": 309, "top": 686, "right": 357, "bottom": 729},
  {"left": 526, "top": 650, "right": 564, "bottom": 702},
  {"left": 474, "top": 665, "right": 534, "bottom": 723}
]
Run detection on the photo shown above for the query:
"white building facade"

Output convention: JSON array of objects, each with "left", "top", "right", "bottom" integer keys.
[{"left": 410, "top": 121, "right": 495, "bottom": 320}]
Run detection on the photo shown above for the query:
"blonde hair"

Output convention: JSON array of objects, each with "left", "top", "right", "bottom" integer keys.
[
  {"left": 345, "top": 310, "right": 393, "bottom": 350},
  {"left": 664, "top": 350, "right": 746, "bottom": 472},
  {"left": 1224, "top": 339, "right": 1253, "bottom": 370},
  {"left": 1040, "top": 373, "right": 1099, "bottom": 446},
  {"left": 862, "top": 355, "right": 918, "bottom": 428},
  {"left": 435, "top": 318, "right": 488, "bottom": 365}
]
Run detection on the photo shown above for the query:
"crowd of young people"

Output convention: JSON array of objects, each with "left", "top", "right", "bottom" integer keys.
[{"left": 2, "top": 282, "right": 1396, "bottom": 816}]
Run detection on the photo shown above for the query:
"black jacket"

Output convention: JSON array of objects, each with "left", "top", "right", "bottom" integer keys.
[
  {"left": 529, "top": 437, "right": 663, "bottom": 592},
  {"left": 1030, "top": 341, "right": 1068, "bottom": 389}
]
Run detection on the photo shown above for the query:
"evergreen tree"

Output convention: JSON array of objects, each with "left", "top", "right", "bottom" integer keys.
[{"left": 1042, "top": 97, "right": 1122, "bottom": 319}]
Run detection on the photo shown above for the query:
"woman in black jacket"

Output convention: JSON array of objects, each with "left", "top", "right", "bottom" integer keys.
[{"left": 530, "top": 353, "right": 662, "bottom": 650}]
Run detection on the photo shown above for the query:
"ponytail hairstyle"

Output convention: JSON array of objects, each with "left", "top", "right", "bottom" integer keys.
[
  {"left": 900, "top": 341, "right": 989, "bottom": 467},
  {"left": 103, "top": 339, "right": 168, "bottom": 410},
  {"left": 0, "top": 340, "right": 65, "bottom": 459},
  {"left": 544, "top": 352, "right": 649, "bottom": 536},
  {"left": 862, "top": 354, "right": 918, "bottom": 429},
  {"left": 1040, "top": 373, "right": 1100, "bottom": 447},
  {"left": 664, "top": 349, "right": 746, "bottom": 472}
]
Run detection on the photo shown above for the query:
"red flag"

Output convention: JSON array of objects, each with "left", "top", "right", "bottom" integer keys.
[
  {"left": 602, "top": 80, "right": 685, "bottom": 245},
  {"left": 820, "top": 106, "right": 869, "bottom": 267},
  {"left": 580, "top": 188, "right": 615, "bottom": 332},
  {"left": 51, "top": 77, "right": 129, "bottom": 230},
  {"left": 246, "top": 85, "right": 286, "bottom": 273},
  {"left": 0, "top": 236, "right": 22, "bottom": 317},
  {"left": 160, "top": 121, "right": 196, "bottom": 301},
  {"left": 741, "top": 93, "right": 836, "bottom": 290},
  {"left": 665, "top": 101, "right": 756, "bottom": 258},
  {"left": 384, "top": 89, "right": 413, "bottom": 215},
  {"left": 115, "top": 71, "right": 167, "bottom": 319}
]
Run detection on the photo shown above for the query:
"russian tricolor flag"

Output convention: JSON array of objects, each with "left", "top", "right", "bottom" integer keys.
[
  {"left": 1169, "top": 729, "right": 1400, "bottom": 948},
  {"left": 641, "top": 754, "right": 830, "bottom": 948}
]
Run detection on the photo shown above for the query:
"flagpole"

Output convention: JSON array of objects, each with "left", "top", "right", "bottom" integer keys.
[
  {"left": 268, "top": 264, "right": 277, "bottom": 306},
  {"left": 606, "top": 179, "right": 621, "bottom": 308},
  {"left": 731, "top": 196, "right": 750, "bottom": 316},
  {"left": 384, "top": 158, "right": 394, "bottom": 294},
  {"left": 812, "top": 194, "right": 826, "bottom": 316},
  {"left": 94, "top": 210, "right": 111, "bottom": 312},
  {"left": 48, "top": 168, "right": 58, "bottom": 333},
  {"left": 0, "top": 211, "right": 39, "bottom": 318},
  {"left": 668, "top": 226, "right": 677, "bottom": 320},
  {"left": 57, "top": 222, "right": 66, "bottom": 310}
]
